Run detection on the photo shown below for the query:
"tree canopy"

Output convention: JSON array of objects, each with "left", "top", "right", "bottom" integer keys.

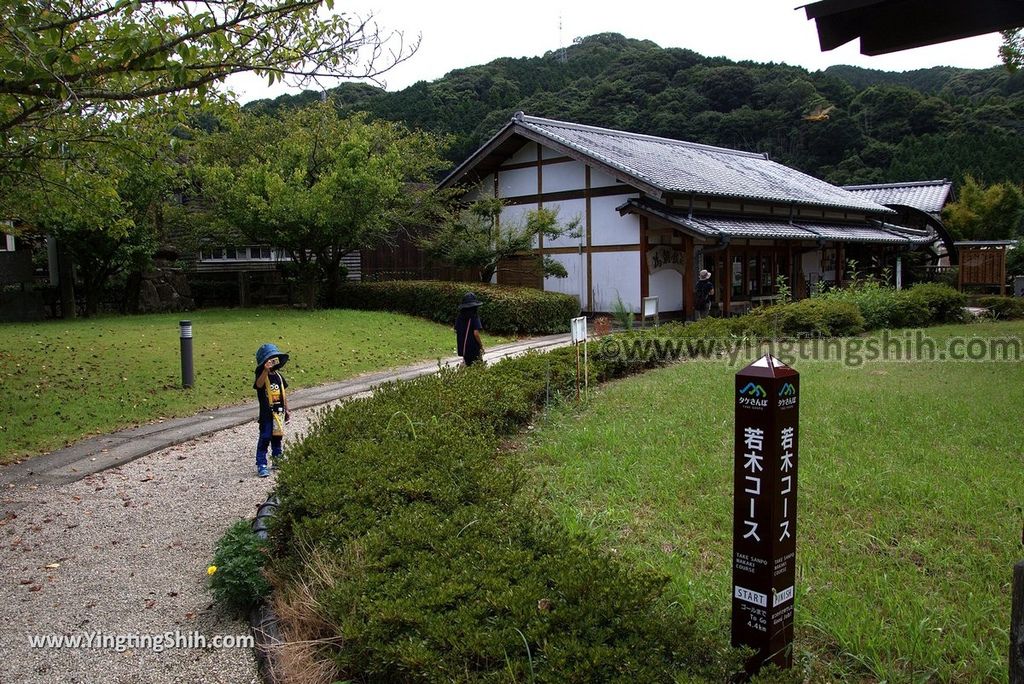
[
  {"left": 199, "top": 104, "right": 450, "bottom": 305},
  {"left": 420, "top": 198, "right": 580, "bottom": 284},
  {"left": 1, "top": 0, "right": 416, "bottom": 209},
  {"left": 942, "top": 175, "right": 1024, "bottom": 241}
]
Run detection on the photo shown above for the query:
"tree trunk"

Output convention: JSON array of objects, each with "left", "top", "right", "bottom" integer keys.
[
  {"left": 123, "top": 270, "right": 143, "bottom": 314},
  {"left": 56, "top": 240, "right": 77, "bottom": 319},
  {"left": 322, "top": 250, "right": 346, "bottom": 308}
]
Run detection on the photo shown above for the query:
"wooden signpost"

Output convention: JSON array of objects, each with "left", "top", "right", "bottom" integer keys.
[{"left": 731, "top": 354, "right": 799, "bottom": 673}]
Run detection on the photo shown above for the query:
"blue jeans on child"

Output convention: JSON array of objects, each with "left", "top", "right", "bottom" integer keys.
[{"left": 255, "top": 418, "right": 283, "bottom": 469}]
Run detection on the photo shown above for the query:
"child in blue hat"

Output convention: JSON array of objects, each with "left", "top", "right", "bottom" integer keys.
[{"left": 253, "top": 343, "right": 291, "bottom": 477}]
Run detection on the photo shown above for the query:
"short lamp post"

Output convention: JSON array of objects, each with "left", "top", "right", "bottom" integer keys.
[{"left": 179, "top": 320, "right": 194, "bottom": 389}]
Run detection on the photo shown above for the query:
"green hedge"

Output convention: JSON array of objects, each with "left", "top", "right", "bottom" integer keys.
[
  {"left": 907, "top": 283, "right": 968, "bottom": 323},
  {"left": 979, "top": 295, "right": 1024, "bottom": 319},
  {"left": 333, "top": 280, "right": 580, "bottom": 335},
  {"left": 271, "top": 334, "right": 739, "bottom": 682},
  {"left": 253, "top": 284, "right": 978, "bottom": 681},
  {"left": 742, "top": 298, "right": 866, "bottom": 337},
  {"left": 817, "top": 282, "right": 966, "bottom": 330}
]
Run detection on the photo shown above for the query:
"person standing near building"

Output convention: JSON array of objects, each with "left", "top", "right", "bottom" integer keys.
[
  {"left": 695, "top": 269, "right": 714, "bottom": 320},
  {"left": 455, "top": 292, "right": 485, "bottom": 366}
]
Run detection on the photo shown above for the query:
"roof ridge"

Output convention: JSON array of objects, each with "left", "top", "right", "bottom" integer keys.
[
  {"left": 843, "top": 179, "right": 951, "bottom": 190},
  {"left": 513, "top": 112, "right": 768, "bottom": 160}
]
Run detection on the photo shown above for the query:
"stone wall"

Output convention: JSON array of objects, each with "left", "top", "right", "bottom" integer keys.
[{"left": 138, "top": 260, "right": 194, "bottom": 313}]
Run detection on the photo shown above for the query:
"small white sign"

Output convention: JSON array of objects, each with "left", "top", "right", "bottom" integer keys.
[
  {"left": 773, "top": 585, "right": 794, "bottom": 607},
  {"left": 734, "top": 585, "right": 768, "bottom": 607},
  {"left": 570, "top": 316, "right": 588, "bottom": 344},
  {"left": 642, "top": 296, "right": 658, "bottom": 318}
]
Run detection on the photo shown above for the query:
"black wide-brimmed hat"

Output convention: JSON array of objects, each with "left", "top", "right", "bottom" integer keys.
[{"left": 459, "top": 292, "right": 483, "bottom": 310}]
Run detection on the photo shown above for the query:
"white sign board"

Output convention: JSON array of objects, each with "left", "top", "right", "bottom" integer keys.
[
  {"left": 642, "top": 296, "right": 659, "bottom": 318},
  {"left": 570, "top": 316, "right": 588, "bottom": 344}
]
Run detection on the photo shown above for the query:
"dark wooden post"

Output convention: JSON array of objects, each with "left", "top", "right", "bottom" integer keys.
[
  {"left": 1012, "top": 560, "right": 1024, "bottom": 684},
  {"left": 723, "top": 247, "right": 732, "bottom": 317},
  {"left": 683, "top": 234, "right": 695, "bottom": 320},
  {"left": 732, "top": 354, "right": 799, "bottom": 674}
]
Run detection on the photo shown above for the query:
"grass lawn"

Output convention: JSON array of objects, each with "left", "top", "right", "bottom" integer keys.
[
  {"left": 1, "top": 308, "right": 508, "bottom": 464},
  {"left": 518, "top": 320, "right": 1024, "bottom": 681}
]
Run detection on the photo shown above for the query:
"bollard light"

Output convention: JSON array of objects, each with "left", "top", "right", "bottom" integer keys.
[{"left": 179, "top": 320, "right": 194, "bottom": 389}]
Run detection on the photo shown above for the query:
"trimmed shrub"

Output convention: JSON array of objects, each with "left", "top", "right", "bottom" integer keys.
[
  {"left": 333, "top": 280, "right": 580, "bottom": 335},
  {"left": 209, "top": 520, "right": 271, "bottom": 614},
  {"left": 978, "top": 295, "right": 1024, "bottom": 319},
  {"left": 907, "top": 283, "right": 967, "bottom": 323},
  {"left": 741, "top": 298, "right": 866, "bottom": 337},
  {"left": 266, "top": 285, "right": 981, "bottom": 681},
  {"left": 272, "top": 354, "right": 738, "bottom": 682},
  {"left": 820, "top": 283, "right": 930, "bottom": 330}
]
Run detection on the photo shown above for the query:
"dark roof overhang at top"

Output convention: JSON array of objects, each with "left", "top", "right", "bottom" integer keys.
[
  {"left": 618, "top": 198, "right": 933, "bottom": 246},
  {"left": 439, "top": 113, "right": 896, "bottom": 216},
  {"left": 802, "top": 0, "right": 1024, "bottom": 55}
]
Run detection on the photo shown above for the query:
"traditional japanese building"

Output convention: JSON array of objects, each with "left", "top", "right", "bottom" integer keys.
[{"left": 439, "top": 112, "right": 936, "bottom": 318}]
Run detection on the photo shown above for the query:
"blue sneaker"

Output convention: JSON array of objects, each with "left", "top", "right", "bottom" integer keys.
[{"left": 257, "top": 465, "right": 270, "bottom": 478}]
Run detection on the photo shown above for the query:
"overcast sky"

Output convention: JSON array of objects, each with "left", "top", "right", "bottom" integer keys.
[{"left": 229, "top": 0, "right": 1005, "bottom": 103}]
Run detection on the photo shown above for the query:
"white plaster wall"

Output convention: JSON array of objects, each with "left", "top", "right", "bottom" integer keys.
[
  {"left": 508, "top": 141, "right": 538, "bottom": 165},
  {"left": 590, "top": 194, "right": 640, "bottom": 246},
  {"left": 542, "top": 198, "right": 586, "bottom": 249},
  {"left": 542, "top": 145, "right": 564, "bottom": 160},
  {"left": 589, "top": 167, "right": 622, "bottom": 188},
  {"left": 591, "top": 251, "right": 641, "bottom": 312},
  {"left": 649, "top": 268, "right": 684, "bottom": 312},
  {"left": 543, "top": 160, "right": 586, "bottom": 194},
  {"left": 498, "top": 167, "right": 537, "bottom": 198},
  {"left": 543, "top": 252, "right": 586, "bottom": 307}
]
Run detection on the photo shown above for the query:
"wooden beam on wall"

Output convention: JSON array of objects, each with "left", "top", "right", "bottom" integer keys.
[
  {"left": 640, "top": 215, "right": 649, "bottom": 300},
  {"left": 684, "top": 234, "right": 695, "bottom": 319}
]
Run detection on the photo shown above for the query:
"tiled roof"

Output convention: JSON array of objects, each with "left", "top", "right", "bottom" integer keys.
[
  {"left": 842, "top": 180, "right": 953, "bottom": 215},
  {"left": 507, "top": 114, "right": 893, "bottom": 214},
  {"left": 620, "top": 199, "right": 933, "bottom": 245}
]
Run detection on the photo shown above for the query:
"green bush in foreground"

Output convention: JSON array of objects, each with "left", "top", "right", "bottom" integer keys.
[
  {"left": 978, "top": 295, "right": 1024, "bottom": 319},
  {"left": 271, "top": 342, "right": 740, "bottom": 681},
  {"left": 333, "top": 280, "right": 580, "bottom": 335},
  {"left": 255, "top": 286, "right": 980, "bottom": 681},
  {"left": 209, "top": 520, "right": 271, "bottom": 615},
  {"left": 906, "top": 283, "right": 968, "bottom": 323},
  {"left": 743, "top": 297, "right": 866, "bottom": 337},
  {"left": 819, "top": 282, "right": 929, "bottom": 330}
]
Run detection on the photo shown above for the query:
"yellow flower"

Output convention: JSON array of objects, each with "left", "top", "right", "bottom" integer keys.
[{"left": 207, "top": 565, "right": 217, "bottom": 576}]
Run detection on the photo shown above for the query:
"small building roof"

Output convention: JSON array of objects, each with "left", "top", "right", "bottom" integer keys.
[
  {"left": 842, "top": 179, "right": 953, "bottom": 216},
  {"left": 441, "top": 113, "right": 895, "bottom": 215},
  {"left": 618, "top": 198, "right": 933, "bottom": 246}
]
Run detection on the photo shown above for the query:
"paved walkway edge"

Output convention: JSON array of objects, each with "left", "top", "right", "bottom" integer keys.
[{"left": 0, "top": 334, "right": 571, "bottom": 487}]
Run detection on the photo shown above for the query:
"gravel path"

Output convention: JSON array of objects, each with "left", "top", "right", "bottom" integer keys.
[
  {"left": 0, "top": 404, "right": 333, "bottom": 684},
  {"left": 0, "top": 336, "right": 572, "bottom": 683}
]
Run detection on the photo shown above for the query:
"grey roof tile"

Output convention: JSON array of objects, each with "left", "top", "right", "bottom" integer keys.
[
  {"left": 515, "top": 114, "right": 893, "bottom": 214},
  {"left": 620, "top": 199, "right": 933, "bottom": 245},
  {"left": 842, "top": 180, "right": 953, "bottom": 214}
]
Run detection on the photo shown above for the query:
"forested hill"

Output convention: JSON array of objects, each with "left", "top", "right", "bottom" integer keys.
[{"left": 246, "top": 33, "right": 1024, "bottom": 187}]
